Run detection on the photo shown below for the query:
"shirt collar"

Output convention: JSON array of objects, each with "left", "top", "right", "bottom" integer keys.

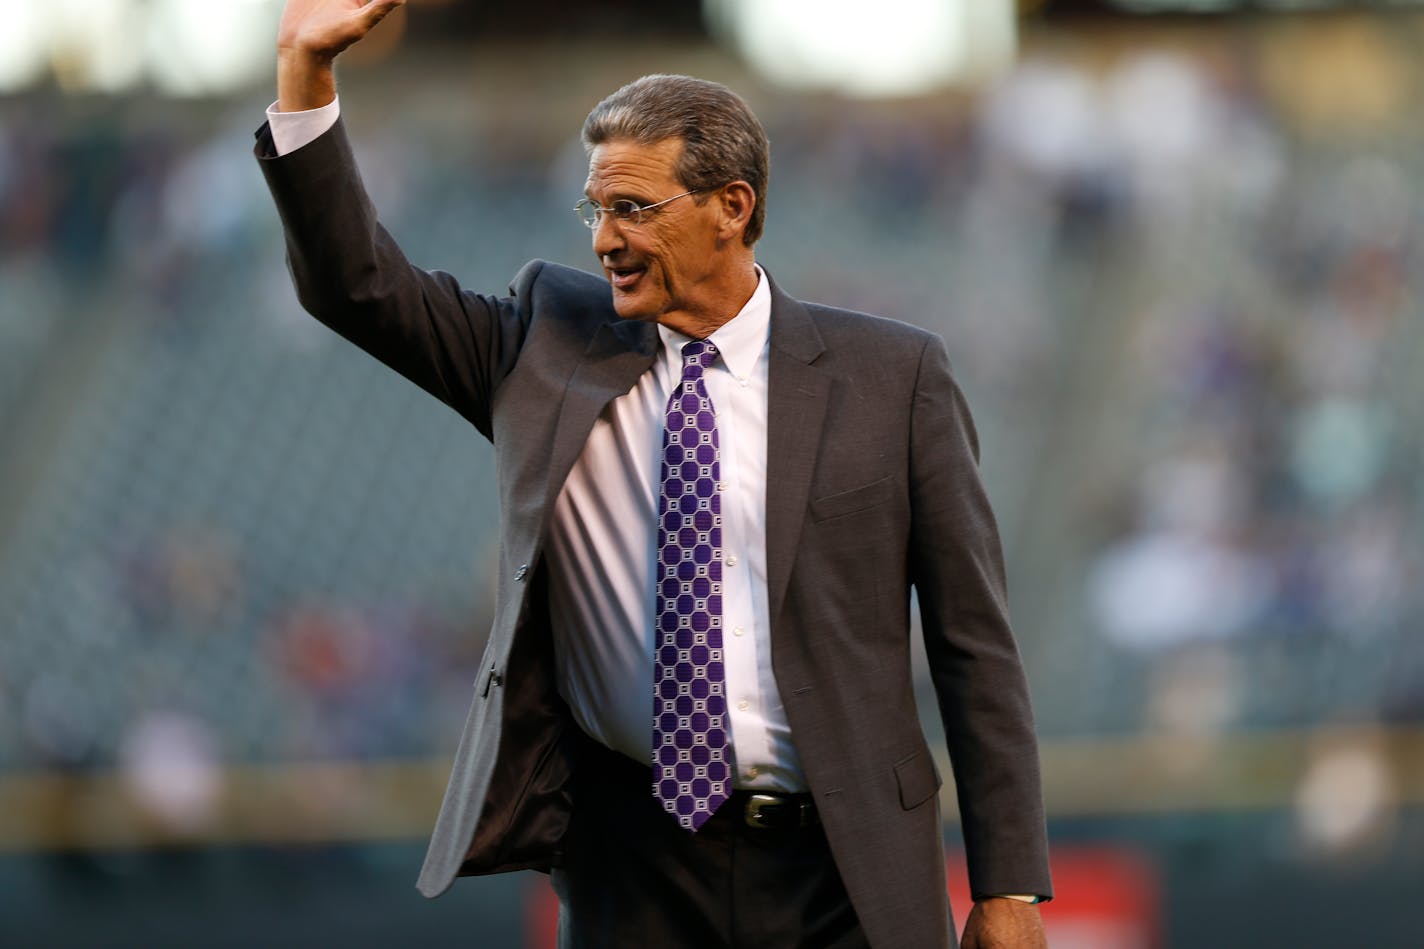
[{"left": 655, "top": 266, "right": 771, "bottom": 383}]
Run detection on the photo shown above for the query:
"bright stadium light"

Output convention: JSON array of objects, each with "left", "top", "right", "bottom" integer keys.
[
  {"left": 0, "top": 1, "right": 50, "bottom": 92},
  {"left": 0, "top": 0, "right": 282, "bottom": 95},
  {"left": 705, "top": 0, "right": 1016, "bottom": 97},
  {"left": 50, "top": 0, "right": 145, "bottom": 93},
  {"left": 145, "top": 0, "right": 280, "bottom": 96}
]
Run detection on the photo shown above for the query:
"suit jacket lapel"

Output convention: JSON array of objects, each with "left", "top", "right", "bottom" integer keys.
[
  {"left": 541, "top": 317, "right": 659, "bottom": 518},
  {"left": 531, "top": 287, "right": 827, "bottom": 631},
  {"left": 764, "top": 279, "right": 830, "bottom": 629}
]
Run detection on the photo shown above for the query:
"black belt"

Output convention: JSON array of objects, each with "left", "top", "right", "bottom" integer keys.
[
  {"left": 727, "top": 789, "right": 818, "bottom": 831},
  {"left": 572, "top": 730, "right": 818, "bottom": 833}
]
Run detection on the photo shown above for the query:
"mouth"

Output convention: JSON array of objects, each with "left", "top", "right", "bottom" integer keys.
[{"left": 606, "top": 264, "right": 646, "bottom": 291}]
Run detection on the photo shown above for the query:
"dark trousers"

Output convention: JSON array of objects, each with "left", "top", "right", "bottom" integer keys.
[{"left": 553, "top": 736, "right": 869, "bottom": 949}]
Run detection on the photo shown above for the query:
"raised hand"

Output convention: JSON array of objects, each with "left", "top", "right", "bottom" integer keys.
[{"left": 276, "top": 0, "right": 406, "bottom": 111}]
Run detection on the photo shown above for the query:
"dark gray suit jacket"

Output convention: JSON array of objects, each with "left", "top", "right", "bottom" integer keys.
[{"left": 256, "top": 118, "right": 1052, "bottom": 948}]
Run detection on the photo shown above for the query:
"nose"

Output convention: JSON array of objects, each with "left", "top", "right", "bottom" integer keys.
[{"left": 591, "top": 211, "right": 625, "bottom": 259}]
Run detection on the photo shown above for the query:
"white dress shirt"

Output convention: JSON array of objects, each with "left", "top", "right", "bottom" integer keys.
[
  {"left": 267, "top": 100, "right": 806, "bottom": 791},
  {"left": 544, "top": 271, "right": 805, "bottom": 792},
  {"left": 266, "top": 97, "right": 340, "bottom": 155}
]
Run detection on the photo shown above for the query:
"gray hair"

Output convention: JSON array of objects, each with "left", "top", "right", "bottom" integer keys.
[{"left": 581, "top": 74, "right": 769, "bottom": 246}]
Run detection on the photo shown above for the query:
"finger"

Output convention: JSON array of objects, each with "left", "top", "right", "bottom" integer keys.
[{"left": 359, "top": 0, "right": 406, "bottom": 28}]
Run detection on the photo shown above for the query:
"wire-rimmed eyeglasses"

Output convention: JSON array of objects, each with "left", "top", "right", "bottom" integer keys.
[{"left": 573, "top": 190, "right": 702, "bottom": 229}]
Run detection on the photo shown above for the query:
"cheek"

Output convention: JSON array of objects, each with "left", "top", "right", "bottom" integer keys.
[
  {"left": 653, "top": 236, "right": 697, "bottom": 276},
  {"left": 641, "top": 239, "right": 675, "bottom": 280}
]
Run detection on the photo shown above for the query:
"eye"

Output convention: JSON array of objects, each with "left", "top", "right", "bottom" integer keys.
[{"left": 609, "top": 199, "right": 642, "bottom": 221}]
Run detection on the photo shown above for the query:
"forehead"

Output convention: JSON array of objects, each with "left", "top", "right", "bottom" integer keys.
[{"left": 585, "top": 137, "right": 685, "bottom": 195}]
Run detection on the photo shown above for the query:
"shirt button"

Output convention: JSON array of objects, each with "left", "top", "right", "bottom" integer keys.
[
  {"left": 727, "top": 556, "right": 738, "bottom": 567},
  {"left": 733, "top": 626, "right": 745, "bottom": 637},
  {"left": 737, "top": 700, "right": 749, "bottom": 711},
  {"left": 514, "top": 564, "right": 528, "bottom": 581}
]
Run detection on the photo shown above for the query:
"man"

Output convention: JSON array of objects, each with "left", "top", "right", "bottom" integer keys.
[{"left": 257, "top": 1, "right": 1052, "bottom": 946}]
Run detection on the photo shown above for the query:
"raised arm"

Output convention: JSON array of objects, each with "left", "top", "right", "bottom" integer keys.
[
  {"left": 258, "top": 0, "right": 529, "bottom": 439},
  {"left": 276, "top": 0, "right": 405, "bottom": 111}
]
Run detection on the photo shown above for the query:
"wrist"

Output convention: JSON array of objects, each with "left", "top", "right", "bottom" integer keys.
[{"left": 276, "top": 47, "right": 336, "bottom": 113}]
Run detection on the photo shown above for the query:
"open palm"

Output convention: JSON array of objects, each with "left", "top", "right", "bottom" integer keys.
[{"left": 278, "top": 0, "right": 405, "bottom": 59}]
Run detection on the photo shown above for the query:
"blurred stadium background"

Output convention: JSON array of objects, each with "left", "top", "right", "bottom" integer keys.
[{"left": 2, "top": 0, "right": 1423, "bottom": 945}]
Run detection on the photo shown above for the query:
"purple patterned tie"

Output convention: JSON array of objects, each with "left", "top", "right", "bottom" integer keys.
[{"left": 653, "top": 339, "right": 730, "bottom": 832}]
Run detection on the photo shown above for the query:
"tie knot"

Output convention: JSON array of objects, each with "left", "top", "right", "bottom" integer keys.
[{"left": 680, "top": 340, "right": 718, "bottom": 378}]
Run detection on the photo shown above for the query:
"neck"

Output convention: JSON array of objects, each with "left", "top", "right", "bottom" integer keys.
[{"left": 658, "top": 258, "right": 759, "bottom": 340}]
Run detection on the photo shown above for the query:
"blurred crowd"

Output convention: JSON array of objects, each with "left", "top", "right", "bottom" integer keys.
[{"left": 1, "top": 38, "right": 1421, "bottom": 853}]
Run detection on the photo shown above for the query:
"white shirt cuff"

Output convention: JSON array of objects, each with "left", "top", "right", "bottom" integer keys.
[{"left": 265, "top": 96, "right": 341, "bottom": 156}]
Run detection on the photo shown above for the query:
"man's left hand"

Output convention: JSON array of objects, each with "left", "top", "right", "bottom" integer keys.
[{"left": 959, "top": 897, "right": 1047, "bottom": 949}]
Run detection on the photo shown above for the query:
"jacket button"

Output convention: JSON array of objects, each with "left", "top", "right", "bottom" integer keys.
[{"left": 514, "top": 564, "right": 528, "bottom": 582}]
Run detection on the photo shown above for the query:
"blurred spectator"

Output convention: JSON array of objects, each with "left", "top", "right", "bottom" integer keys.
[{"left": 117, "top": 710, "right": 222, "bottom": 840}]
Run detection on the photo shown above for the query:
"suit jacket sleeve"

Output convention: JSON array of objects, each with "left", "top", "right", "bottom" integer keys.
[
  {"left": 254, "top": 118, "right": 530, "bottom": 439},
  {"left": 908, "top": 334, "right": 1053, "bottom": 901}
]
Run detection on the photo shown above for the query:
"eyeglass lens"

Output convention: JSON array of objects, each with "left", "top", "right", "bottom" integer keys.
[{"left": 578, "top": 200, "right": 642, "bottom": 228}]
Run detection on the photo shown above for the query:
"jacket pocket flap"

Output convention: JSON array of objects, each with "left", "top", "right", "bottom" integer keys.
[
  {"left": 894, "top": 750, "right": 941, "bottom": 810},
  {"left": 810, "top": 476, "right": 894, "bottom": 522}
]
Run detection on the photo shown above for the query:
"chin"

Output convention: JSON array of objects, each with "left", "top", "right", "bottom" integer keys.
[
  {"left": 611, "top": 302, "right": 654, "bottom": 322},
  {"left": 610, "top": 292, "right": 661, "bottom": 323}
]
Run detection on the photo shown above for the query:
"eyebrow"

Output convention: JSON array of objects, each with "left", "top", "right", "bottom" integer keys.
[{"left": 583, "top": 190, "right": 653, "bottom": 206}]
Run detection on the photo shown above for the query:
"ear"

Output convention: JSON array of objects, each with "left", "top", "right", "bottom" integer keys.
[{"left": 715, "top": 181, "right": 756, "bottom": 245}]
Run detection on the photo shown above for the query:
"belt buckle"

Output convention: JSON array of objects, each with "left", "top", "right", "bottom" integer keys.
[{"left": 745, "top": 793, "right": 783, "bottom": 829}]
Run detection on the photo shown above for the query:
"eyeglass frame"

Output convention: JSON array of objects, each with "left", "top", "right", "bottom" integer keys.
[{"left": 573, "top": 189, "right": 705, "bottom": 230}]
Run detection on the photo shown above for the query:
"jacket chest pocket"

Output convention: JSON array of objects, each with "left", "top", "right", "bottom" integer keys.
[{"left": 810, "top": 476, "right": 894, "bottom": 523}]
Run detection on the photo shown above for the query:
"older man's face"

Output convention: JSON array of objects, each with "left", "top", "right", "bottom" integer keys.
[{"left": 584, "top": 138, "right": 727, "bottom": 327}]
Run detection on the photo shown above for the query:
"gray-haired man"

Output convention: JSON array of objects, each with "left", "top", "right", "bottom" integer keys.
[{"left": 257, "top": 2, "right": 1052, "bottom": 946}]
